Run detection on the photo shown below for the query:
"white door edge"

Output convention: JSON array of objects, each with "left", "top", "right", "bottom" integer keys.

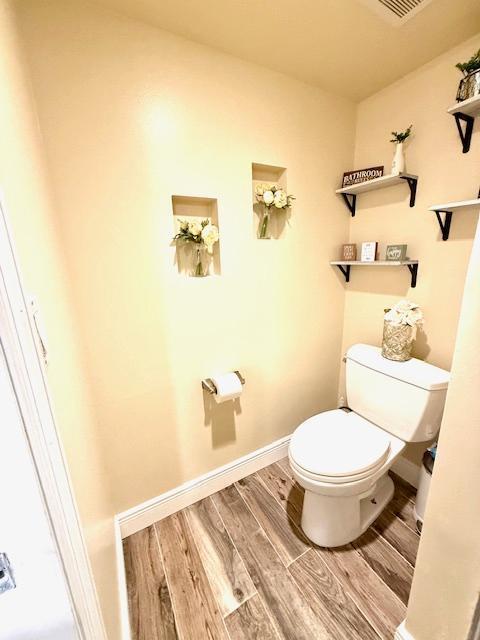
[
  {"left": 114, "top": 518, "right": 132, "bottom": 640},
  {"left": 0, "top": 196, "right": 107, "bottom": 639}
]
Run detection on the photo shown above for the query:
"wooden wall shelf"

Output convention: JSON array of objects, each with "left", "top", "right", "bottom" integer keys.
[
  {"left": 336, "top": 173, "right": 418, "bottom": 216},
  {"left": 331, "top": 260, "right": 419, "bottom": 288},
  {"left": 429, "top": 198, "right": 480, "bottom": 241}
]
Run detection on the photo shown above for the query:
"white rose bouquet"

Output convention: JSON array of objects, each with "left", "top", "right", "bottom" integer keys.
[
  {"left": 255, "top": 183, "right": 295, "bottom": 238},
  {"left": 173, "top": 218, "right": 219, "bottom": 276}
]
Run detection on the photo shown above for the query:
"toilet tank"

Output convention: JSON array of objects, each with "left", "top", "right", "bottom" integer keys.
[{"left": 346, "top": 344, "right": 450, "bottom": 442}]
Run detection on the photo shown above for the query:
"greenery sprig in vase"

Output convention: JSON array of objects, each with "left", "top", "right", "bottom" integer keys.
[
  {"left": 456, "top": 49, "right": 480, "bottom": 76},
  {"left": 390, "top": 125, "right": 412, "bottom": 175},
  {"left": 254, "top": 183, "right": 295, "bottom": 239},
  {"left": 173, "top": 219, "right": 219, "bottom": 276}
]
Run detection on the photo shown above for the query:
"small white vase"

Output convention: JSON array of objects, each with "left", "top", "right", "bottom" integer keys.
[{"left": 391, "top": 142, "right": 405, "bottom": 175}]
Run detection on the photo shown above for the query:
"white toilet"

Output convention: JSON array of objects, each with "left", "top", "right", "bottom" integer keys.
[{"left": 288, "top": 344, "right": 450, "bottom": 548}]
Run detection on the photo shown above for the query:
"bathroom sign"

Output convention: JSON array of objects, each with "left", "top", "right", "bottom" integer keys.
[{"left": 342, "top": 166, "right": 384, "bottom": 188}]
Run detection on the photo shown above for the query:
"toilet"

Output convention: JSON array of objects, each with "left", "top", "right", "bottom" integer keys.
[{"left": 288, "top": 343, "right": 450, "bottom": 548}]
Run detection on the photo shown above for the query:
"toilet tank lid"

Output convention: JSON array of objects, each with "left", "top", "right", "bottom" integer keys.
[{"left": 346, "top": 344, "right": 450, "bottom": 391}]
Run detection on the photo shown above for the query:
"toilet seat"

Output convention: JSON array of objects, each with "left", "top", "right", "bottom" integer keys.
[{"left": 289, "top": 410, "right": 391, "bottom": 484}]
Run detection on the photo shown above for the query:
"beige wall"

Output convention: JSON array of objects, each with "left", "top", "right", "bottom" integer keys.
[
  {"left": 14, "top": 0, "right": 355, "bottom": 512},
  {"left": 405, "top": 216, "right": 480, "bottom": 639},
  {"left": 0, "top": 2, "right": 119, "bottom": 636},
  {"left": 341, "top": 35, "right": 480, "bottom": 465}
]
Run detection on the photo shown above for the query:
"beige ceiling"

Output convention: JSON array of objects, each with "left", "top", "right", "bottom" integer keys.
[{"left": 92, "top": 0, "right": 480, "bottom": 100}]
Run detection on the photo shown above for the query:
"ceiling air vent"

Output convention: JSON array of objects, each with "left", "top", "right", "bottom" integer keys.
[{"left": 357, "top": 0, "right": 435, "bottom": 25}]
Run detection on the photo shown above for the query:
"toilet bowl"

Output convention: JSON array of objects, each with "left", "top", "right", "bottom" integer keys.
[
  {"left": 289, "top": 344, "right": 450, "bottom": 548},
  {"left": 289, "top": 409, "right": 405, "bottom": 547}
]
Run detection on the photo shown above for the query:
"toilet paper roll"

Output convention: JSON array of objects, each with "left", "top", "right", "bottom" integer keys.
[{"left": 210, "top": 372, "right": 243, "bottom": 404}]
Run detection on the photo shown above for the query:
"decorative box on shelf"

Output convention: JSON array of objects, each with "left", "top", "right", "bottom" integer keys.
[
  {"left": 360, "top": 242, "right": 377, "bottom": 262},
  {"left": 385, "top": 244, "right": 408, "bottom": 261},
  {"left": 341, "top": 244, "right": 357, "bottom": 261}
]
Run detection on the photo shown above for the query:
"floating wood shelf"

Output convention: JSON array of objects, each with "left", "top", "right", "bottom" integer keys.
[
  {"left": 429, "top": 198, "right": 480, "bottom": 241},
  {"left": 331, "top": 260, "right": 419, "bottom": 288},
  {"left": 336, "top": 173, "right": 418, "bottom": 216},
  {"left": 447, "top": 95, "right": 480, "bottom": 154}
]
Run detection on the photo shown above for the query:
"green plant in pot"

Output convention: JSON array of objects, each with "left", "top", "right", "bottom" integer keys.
[{"left": 455, "top": 49, "right": 480, "bottom": 102}]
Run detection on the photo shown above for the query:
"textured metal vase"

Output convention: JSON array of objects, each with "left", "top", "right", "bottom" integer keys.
[
  {"left": 457, "top": 70, "right": 480, "bottom": 102},
  {"left": 382, "top": 320, "right": 414, "bottom": 362}
]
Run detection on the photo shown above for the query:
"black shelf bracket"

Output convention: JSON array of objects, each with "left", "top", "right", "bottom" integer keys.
[
  {"left": 336, "top": 264, "right": 351, "bottom": 283},
  {"left": 433, "top": 210, "right": 453, "bottom": 241},
  {"left": 453, "top": 112, "right": 474, "bottom": 154},
  {"left": 400, "top": 176, "right": 418, "bottom": 207},
  {"left": 341, "top": 193, "right": 357, "bottom": 217},
  {"left": 407, "top": 263, "right": 418, "bottom": 288}
]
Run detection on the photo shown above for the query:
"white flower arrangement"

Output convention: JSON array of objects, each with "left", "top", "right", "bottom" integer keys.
[
  {"left": 173, "top": 218, "right": 219, "bottom": 276},
  {"left": 384, "top": 300, "right": 423, "bottom": 336},
  {"left": 173, "top": 218, "right": 219, "bottom": 254},
  {"left": 255, "top": 183, "right": 295, "bottom": 209},
  {"left": 255, "top": 183, "right": 295, "bottom": 238}
]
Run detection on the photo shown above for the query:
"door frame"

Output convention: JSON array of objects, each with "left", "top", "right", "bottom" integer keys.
[{"left": 0, "top": 196, "right": 107, "bottom": 639}]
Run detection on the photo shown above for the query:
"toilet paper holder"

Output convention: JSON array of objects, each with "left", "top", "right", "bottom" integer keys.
[{"left": 201, "top": 371, "right": 245, "bottom": 395}]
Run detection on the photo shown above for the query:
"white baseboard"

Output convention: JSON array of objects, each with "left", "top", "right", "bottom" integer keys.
[
  {"left": 114, "top": 517, "right": 132, "bottom": 640},
  {"left": 117, "top": 434, "right": 420, "bottom": 539},
  {"left": 117, "top": 435, "right": 291, "bottom": 538},
  {"left": 391, "top": 455, "right": 420, "bottom": 489},
  {"left": 395, "top": 621, "right": 415, "bottom": 640}
]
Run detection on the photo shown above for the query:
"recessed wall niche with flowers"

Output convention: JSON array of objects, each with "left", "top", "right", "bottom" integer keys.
[
  {"left": 252, "top": 163, "right": 294, "bottom": 239},
  {"left": 171, "top": 196, "right": 221, "bottom": 277}
]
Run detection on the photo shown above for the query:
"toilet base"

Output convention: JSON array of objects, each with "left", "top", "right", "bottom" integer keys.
[{"left": 301, "top": 473, "right": 394, "bottom": 548}]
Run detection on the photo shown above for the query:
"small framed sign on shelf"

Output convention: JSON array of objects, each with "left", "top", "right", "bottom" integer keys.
[
  {"left": 361, "top": 242, "right": 378, "bottom": 262},
  {"left": 341, "top": 244, "right": 357, "bottom": 261},
  {"left": 385, "top": 244, "right": 408, "bottom": 261},
  {"left": 342, "top": 166, "right": 384, "bottom": 188}
]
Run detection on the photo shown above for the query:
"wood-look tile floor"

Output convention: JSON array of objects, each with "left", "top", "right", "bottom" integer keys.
[{"left": 123, "top": 459, "right": 419, "bottom": 640}]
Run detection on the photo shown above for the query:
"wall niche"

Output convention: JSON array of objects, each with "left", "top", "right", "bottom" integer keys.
[
  {"left": 171, "top": 195, "right": 221, "bottom": 276},
  {"left": 252, "top": 162, "right": 288, "bottom": 239}
]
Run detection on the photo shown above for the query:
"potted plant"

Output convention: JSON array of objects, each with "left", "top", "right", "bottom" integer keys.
[
  {"left": 382, "top": 300, "right": 423, "bottom": 362},
  {"left": 455, "top": 49, "right": 480, "bottom": 102},
  {"left": 173, "top": 218, "right": 219, "bottom": 276},
  {"left": 390, "top": 125, "right": 412, "bottom": 175}
]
